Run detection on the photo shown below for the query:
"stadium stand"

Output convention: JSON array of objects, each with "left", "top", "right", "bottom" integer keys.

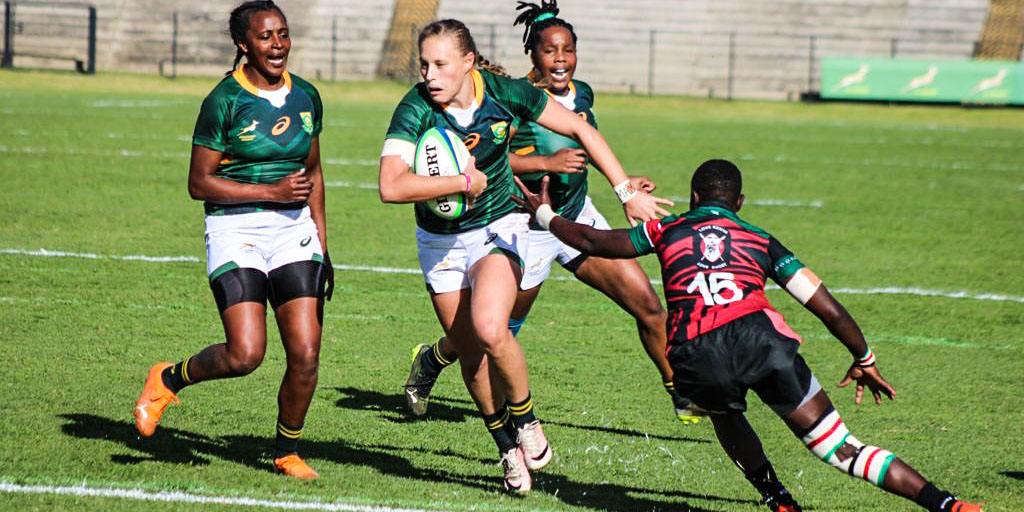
[{"left": 1, "top": 0, "right": 995, "bottom": 98}]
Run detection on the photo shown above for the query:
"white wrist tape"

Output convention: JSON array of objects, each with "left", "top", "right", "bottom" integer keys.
[
  {"left": 613, "top": 180, "right": 638, "bottom": 204},
  {"left": 535, "top": 204, "right": 557, "bottom": 230}
]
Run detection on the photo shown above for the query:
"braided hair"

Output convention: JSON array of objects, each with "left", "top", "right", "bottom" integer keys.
[
  {"left": 418, "top": 19, "right": 509, "bottom": 77},
  {"left": 225, "top": 0, "right": 287, "bottom": 77},
  {"left": 513, "top": 0, "right": 577, "bottom": 55}
]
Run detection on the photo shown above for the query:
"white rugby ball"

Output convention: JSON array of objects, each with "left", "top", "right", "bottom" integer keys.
[{"left": 414, "top": 127, "right": 470, "bottom": 219}]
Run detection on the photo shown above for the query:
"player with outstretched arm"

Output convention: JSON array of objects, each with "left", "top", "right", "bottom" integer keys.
[
  {"left": 378, "top": 18, "right": 672, "bottom": 491},
  {"left": 510, "top": 160, "right": 984, "bottom": 512},
  {"left": 403, "top": 0, "right": 704, "bottom": 428}
]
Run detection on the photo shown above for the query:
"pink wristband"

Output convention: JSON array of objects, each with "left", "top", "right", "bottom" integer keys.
[{"left": 463, "top": 173, "right": 472, "bottom": 194}]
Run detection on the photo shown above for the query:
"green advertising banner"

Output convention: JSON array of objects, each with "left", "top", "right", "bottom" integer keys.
[{"left": 821, "top": 57, "right": 1023, "bottom": 105}]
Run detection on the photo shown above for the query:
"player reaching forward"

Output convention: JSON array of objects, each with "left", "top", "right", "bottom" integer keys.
[
  {"left": 379, "top": 18, "right": 671, "bottom": 491},
  {"left": 403, "top": 0, "right": 699, "bottom": 427},
  {"left": 512, "top": 160, "right": 984, "bottom": 512}
]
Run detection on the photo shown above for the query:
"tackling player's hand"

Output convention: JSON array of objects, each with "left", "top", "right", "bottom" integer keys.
[
  {"left": 511, "top": 175, "right": 551, "bottom": 216},
  {"left": 322, "top": 251, "right": 335, "bottom": 301},
  {"left": 837, "top": 364, "right": 895, "bottom": 405},
  {"left": 623, "top": 191, "right": 674, "bottom": 227},
  {"left": 629, "top": 175, "right": 657, "bottom": 192},
  {"left": 464, "top": 156, "right": 487, "bottom": 207},
  {"left": 270, "top": 169, "right": 313, "bottom": 203},
  {"left": 544, "top": 148, "right": 587, "bottom": 174}
]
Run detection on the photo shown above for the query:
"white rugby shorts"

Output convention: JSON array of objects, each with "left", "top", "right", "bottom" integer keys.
[
  {"left": 520, "top": 196, "right": 611, "bottom": 290},
  {"left": 417, "top": 213, "right": 530, "bottom": 294},
  {"left": 205, "top": 206, "right": 323, "bottom": 280}
]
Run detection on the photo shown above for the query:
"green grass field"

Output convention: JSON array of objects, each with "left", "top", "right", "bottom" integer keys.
[{"left": 0, "top": 69, "right": 1022, "bottom": 512}]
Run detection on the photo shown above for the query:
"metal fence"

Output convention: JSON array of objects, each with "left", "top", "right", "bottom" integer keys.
[
  {"left": 3, "top": 4, "right": 1017, "bottom": 100},
  {"left": 2, "top": 1, "right": 96, "bottom": 73}
]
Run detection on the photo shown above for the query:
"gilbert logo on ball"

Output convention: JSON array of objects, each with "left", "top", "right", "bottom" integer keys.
[{"left": 414, "top": 127, "right": 470, "bottom": 219}]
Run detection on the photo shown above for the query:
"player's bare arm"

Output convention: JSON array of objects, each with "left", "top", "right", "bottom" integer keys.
[
  {"left": 303, "top": 137, "right": 334, "bottom": 300},
  {"left": 509, "top": 147, "right": 587, "bottom": 174},
  {"left": 187, "top": 144, "right": 311, "bottom": 204},
  {"left": 378, "top": 153, "right": 485, "bottom": 204},
  {"left": 533, "top": 96, "right": 673, "bottom": 225},
  {"left": 513, "top": 175, "right": 639, "bottom": 258},
  {"left": 785, "top": 270, "right": 896, "bottom": 405}
]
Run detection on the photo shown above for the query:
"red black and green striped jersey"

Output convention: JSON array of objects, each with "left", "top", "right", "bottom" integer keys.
[
  {"left": 385, "top": 69, "right": 547, "bottom": 234},
  {"left": 628, "top": 204, "right": 806, "bottom": 342},
  {"left": 192, "top": 66, "right": 323, "bottom": 215},
  {"left": 510, "top": 79, "right": 597, "bottom": 221}
]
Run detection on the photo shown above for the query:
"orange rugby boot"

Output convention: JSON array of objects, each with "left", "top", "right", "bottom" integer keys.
[
  {"left": 133, "top": 362, "right": 179, "bottom": 437},
  {"left": 274, "top": 454, "right": 320, "bottom": 479},
  {"left": 950, "top": 501, "right": 984, "bottom": 512}
]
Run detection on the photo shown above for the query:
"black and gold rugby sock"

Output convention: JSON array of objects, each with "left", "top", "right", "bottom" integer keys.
[
  {"left": 274, "top": 417, "right": 303, "bottom": 459},
  {"left": 482, "top": 406, "right": 516, "bottom": 453},
  {"left": 161, "top": 356, "right": 194, "bottom": 394},
  {"left": 507, "top": 393, "right": 537, "bottom": 429},
  {"left": 421, "top": 339, "right": 456, "bottom": 376}
]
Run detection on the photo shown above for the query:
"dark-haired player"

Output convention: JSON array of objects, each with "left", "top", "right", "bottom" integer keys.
[
  {"left": 511, "top": 160, "right": 984, "bottom": 512},
  {"left": 403, "top": 0, "right": 702, "bottom": 429},
  {"left": 132, "top": 0, "right": 331, "bottom": 479}
]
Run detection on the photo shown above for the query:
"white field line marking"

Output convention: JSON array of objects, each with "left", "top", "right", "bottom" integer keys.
[
  {"left": 666, "top": 196, "right": 823, "bottom": 208},
  {"left": 2, "top": 247, "right": 1022, "bottom": 304},
  {"left": 0, "top": 482, "right": 443, "bottom": 512}
]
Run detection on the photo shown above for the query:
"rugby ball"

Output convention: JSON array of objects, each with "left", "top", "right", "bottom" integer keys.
[{"left": 414, "top": 127, "right": 470, "bottom": 219}]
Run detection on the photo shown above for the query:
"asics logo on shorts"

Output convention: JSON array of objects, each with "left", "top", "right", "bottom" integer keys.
[
  {"left": 485, "top": 233, "right": 499, "bottom": 245},
  {"left": 300, "top": 236, "right": 312, "bottom": 247}
]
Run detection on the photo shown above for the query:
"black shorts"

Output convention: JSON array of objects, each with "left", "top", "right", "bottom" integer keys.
[{"left": 667, "top": 310, "right": 820, "bottom": 416}]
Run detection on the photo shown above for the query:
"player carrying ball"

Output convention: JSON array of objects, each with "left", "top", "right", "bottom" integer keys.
[
  {"left": 379, "top": 18, "right": 672, "bottom": 491},
  {"left": 403, "top": 0, "right": 702, "bottom": 429},
  {"left": 511, "top": 160, "right": 984, "bottom": 512}
]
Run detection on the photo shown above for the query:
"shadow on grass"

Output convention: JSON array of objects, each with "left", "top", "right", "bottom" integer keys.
[
  {"left": 334, "top": 387, "right": 710, "bottom": 443},
  {"left": 1000, "top": 470, "right": 1024, "bottom": 481},
  {"left": 60, "top": 412, "right": 749, "bottom": 511},
  {"left": 333, "top": 386, "right": 479, "bottom": 423}
]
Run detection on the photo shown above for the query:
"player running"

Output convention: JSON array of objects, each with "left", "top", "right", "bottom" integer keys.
[
  {"left": 403, "top": 0, "right": 700, "bottom": 427},
  {"left": 511, "top": 159, "right": 984, "bottom": 512},
  {"left": 133, "top": 0, "right": 331, "bottom": 479},
  {"left": 378, "top": 18, "right": 672, "bottom": 491}
]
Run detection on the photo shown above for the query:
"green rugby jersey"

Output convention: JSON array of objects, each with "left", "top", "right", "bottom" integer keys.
[
  {"left": 192, "top": 67, "right": 323, "bottom": 215},
  {"left": 386, "top": 69, "right": 547, "bottom": 234},
  {"left": 510, "top": 79, "right": 597, "bottom": 221}
]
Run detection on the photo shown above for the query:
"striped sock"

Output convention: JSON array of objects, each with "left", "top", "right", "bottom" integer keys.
[
  {"left": 161, "top": 356, "right": 193, "bottom": 394},
  {"left": 274, "top": 418, "right": 303, "bottom": 458},
  {"left": 482, "top": 406, "right": 516, "bottom": 453},
  {"left": 507, "top": 393, "right": 537, "bottom": 429},
  {"left": 425, "top": 339, "right": 456, "bottom": 372}
]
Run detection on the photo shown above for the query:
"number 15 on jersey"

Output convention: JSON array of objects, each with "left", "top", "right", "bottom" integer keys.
[{"left": 687, "top": 271, "right": 744, "bottom": 305}]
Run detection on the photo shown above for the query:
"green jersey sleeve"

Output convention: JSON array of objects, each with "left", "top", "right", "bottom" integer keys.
[
  {"left": 628, "top": 219, "right": 660, "bottom": 255},
  {"left": 192, "top": 84, "right": 232, "bottom": 151},
  {"left": 767, "top": 237, "right": 806, "bottom": 285},
  {"left": 386, "top": 86, "right": 431, "bottom": 143}
]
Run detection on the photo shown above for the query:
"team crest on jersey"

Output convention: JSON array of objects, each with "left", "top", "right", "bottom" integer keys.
[
  {"left": 238, "top": 119, "right": 259, "bottom": 141},
  {"left": 300, "top": 112, "right": 313, "bottom": 134},
  {"left": 696, "top": 225, "right": 729, "bottom": 270},
  {"left": 490, "top": 121, "right": 509, "bottom": 143}
]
